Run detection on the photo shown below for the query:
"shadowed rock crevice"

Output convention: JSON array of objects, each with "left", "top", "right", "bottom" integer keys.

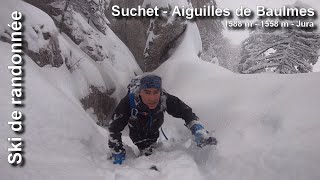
[
  {"left": 80, "top": 86, "right": 116, "bottom": 127},
  {"left": 105, "top": 0, "right": 188, "bottom": 72}
]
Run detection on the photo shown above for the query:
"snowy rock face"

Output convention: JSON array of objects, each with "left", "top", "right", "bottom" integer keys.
[
  {"left": 105, "top": 0, "right": 223, "bottom": 71},
  {"left": 15, "top": 0, "right": 116, "bottom": 123},
  {"left": 80, "top": 86, "right": 116, "bottom": 127},
  {"left": 24, "top": 0, "right": 111, "bottom": 62},
  {"left": 191, "top": 0, "right": 223, "bottom": 59},
  {"left": 24, "top": 0, "right": 223, "bottom": 72},
  {"left": 1, "top": 16, "right": 64, "bottom": 67},
  {"left": 143, "top": 16, "right": 187, "bottom": 71},
  {"left": 105, "top": 0, "right": 188, "bottom": 71},
  {"left": 0, "top": 0, "right": 141, "bottom": 125}
]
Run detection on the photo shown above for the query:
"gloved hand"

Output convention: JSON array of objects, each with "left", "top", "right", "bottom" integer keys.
[
  {"left": 189, "top": 122, "right": 218, "bottom": 147},
  {"left": 112, "top": 151, "right": 125, "bottom": 165}
]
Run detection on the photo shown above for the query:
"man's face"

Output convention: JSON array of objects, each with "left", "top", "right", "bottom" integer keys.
[{"left": 139, "top": 88, "right": 161, "bottom": 109}]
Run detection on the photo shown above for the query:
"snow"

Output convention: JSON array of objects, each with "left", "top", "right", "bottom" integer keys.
[
  {"left": 217, "top": 0, "right": 320, "bottom": 45},
  {"left": 0, "top": 41, "right": 106, "bottom": 179},
  {"left": 156, "top": 22, "right": 320, "bottom": 180},
  {"left": 1, "top": 1, "right": 320, "bottom": 180},
  {"left": 264, "top": 48, "right": 276, "bottom": 56},
  {"left": 2, "top": 0, "right": 58, "bottom": 53},
  {"left": 144, "top": 20, "right": 160, "bottom": 57},
  {"left": 3, "top": 0, "right": 141, "bottom": 101},
  {"left": 314, "top": 56, "right": 320, "bottom": 72}
]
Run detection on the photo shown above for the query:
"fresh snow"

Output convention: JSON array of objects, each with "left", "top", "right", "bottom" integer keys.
[
  {"left": 144, "top": 20, "right": 160, "bottom": 57},
  {"left": 314, "top": 56, "right": 320, "bottom": 72},
  {"left": 1, "top": 1, "right": 320, "bottom": 180},
  {"left": 217, "top": 0, "right": 320, "bottom": 45},
  {"left": 3, "top": 0, "right": 140, "bottom": 101}
]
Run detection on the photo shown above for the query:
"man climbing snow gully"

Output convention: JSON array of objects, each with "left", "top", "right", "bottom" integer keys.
[{"left": 108, "top": 73, "right": 217, "bottom": 165}]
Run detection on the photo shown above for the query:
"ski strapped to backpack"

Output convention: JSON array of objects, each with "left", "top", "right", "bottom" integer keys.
[{"left": 127, "top": 75, "right": 169, "bottom": 140}]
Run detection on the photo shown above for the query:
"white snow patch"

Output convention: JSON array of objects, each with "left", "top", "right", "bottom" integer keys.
[
  {"left": 144, "top": 20, "right": 160, "bottom": 57},
  {"left": 313, "top": 56, "right": 320, "bottom": 72}
]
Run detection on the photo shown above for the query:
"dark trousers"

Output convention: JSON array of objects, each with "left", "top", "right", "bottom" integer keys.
[{"left": 129, "top": 130, "right": 159, "bottom": 150}]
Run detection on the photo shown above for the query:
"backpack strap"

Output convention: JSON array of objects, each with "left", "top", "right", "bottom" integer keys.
[
  {"left": 129, "top": 92, "right": 138, "bottom": 119},
  {"left": 127, "top": 75, "right": 164, "bottom": 128},
  {"left": 128, "top": 91, "right": 154, "bottom": 128}
]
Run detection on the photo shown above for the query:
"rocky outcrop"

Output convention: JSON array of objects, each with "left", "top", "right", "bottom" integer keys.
[
  {"left": 143, "top": 16, "right": 187, "bottom": 71},
  {"left": 6, "top": 0, "right": 141, "bottom": 126},
  {"left": 24, "top": 0, "right": 110, "bottom": 61},
  {"left": 1, "top": 22, "right": 64, "bottom": 67},
  {"left": 190, "top": 0, "right": 224, "bottom": 64},
  {"left": 105, "top": 0, "right": 187, "bottom": 71},
  {"left": 23, "top": 0, "right": 223, "bottom": 72},
  {"left": 105, "top": 0, "right": 224, "bottom": 71},
  {"left": 81, "top": 86, "right": 116, "bottom": 127}
]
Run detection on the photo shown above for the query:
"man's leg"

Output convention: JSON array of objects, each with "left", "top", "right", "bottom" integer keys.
[{"left": 129, "top": 130, "right": 159, "bottom": 156}]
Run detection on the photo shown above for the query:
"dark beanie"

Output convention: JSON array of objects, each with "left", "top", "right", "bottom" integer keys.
[{"left": 140, "top": 75, "right": 162, "bottom": 90}]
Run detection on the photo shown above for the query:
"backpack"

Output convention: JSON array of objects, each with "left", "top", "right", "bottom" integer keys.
[{"left": 127, "top": 75, "right": 143, "bottom": 120}]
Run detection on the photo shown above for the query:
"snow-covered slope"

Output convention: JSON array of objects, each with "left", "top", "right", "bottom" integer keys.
[
  {"left": 0, "top": 42, "right": 107, "bottom": 179},
  {"left": 0, "top": 1, "right": 139, "bottom": 179},
  {"left": 1, "top": 2, "right": 320, "bottom": 180},
  {"left": 158, "top": 23, "right": 320, "bottom": 180}
]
